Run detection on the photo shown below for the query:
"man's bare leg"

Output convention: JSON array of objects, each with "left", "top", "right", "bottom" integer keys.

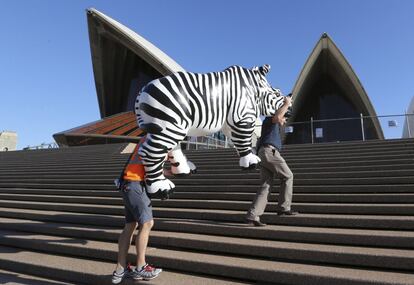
[
  {"left": 136, "top": 219, "right": 154, "bottom": 268},
  {"left": 115, "top": 222, "right": 137, "bottom": 272}
]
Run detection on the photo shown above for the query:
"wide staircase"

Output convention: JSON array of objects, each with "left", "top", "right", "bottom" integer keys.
[{"left": 0, "top": 139, "right": 413, "bottom": 284}]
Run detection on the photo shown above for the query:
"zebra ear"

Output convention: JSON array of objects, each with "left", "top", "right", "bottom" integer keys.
[{"left": 259, "top": 64, "right": 271, "bottom": 76}]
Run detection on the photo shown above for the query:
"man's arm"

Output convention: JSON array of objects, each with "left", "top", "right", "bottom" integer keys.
[{"left": 271, "top": 96, "right": 292, "bottom": 125}]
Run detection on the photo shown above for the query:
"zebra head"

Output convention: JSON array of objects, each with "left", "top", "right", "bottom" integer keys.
[
  {"left": 259, "top": 87, "right": 286, "bottom": 116},
  {"left": 251, "top": 65, "right": 286, "bottom": 116},
  {"left": 252, "top": 64, "right": 273, "bottom": 97}
]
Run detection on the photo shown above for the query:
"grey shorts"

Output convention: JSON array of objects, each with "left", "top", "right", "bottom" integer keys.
[{"left": 120, "top": 181, "right": 153, "bottom": 224}]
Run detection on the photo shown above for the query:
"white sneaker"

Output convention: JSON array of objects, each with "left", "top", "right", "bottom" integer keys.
[{"left": 111, "top": 268, "right": 129, "bottom": 284}]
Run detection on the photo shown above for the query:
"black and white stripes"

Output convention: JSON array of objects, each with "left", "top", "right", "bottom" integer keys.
[{"left": 135, "top": 65, "right": 284, "bottom": 194}]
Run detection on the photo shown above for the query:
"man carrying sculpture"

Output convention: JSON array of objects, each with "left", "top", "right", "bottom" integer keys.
[{"left": 246, "top": 94, "right": 299, "bottom": 227}]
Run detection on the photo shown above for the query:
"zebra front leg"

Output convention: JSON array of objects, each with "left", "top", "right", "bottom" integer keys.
[
  {"left": 227, "top": 123, "right": 261, "bottom": 170},
  {"left": 168, "top": 145, "right": 197, "bottom": 176},
  {"left": 138, "top": 134, "right": 175, "bottom": 199}
]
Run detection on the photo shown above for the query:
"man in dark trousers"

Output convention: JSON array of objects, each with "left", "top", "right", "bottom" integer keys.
[{"left": 246, "top": 95, "right": 298, "bottom": 227}]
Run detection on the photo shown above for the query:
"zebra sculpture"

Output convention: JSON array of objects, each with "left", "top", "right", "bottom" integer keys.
[{"left": 135, "top": 64, "right": 286, "bottom": 196}]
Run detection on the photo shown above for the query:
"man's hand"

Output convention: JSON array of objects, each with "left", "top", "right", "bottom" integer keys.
[
  {"left": 283, "top": 96, "right": 292, "bottom": 106},
  {"left": 272, "top": 95, "right": 291, "bottom": 125}
]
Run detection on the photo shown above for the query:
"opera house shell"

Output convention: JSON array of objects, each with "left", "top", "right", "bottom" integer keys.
[
  {"left": 285, "top": 33, "right": 383, "bottom": 144},
  {"left": 403, "top": 96, "right": 414, "bottom": 138},
  {"left": 54, "top": 8, "right": 383, "bottom": 147}
]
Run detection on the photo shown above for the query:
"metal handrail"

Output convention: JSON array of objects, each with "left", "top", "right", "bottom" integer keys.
[
  {"left": 287, "top": 113, "right": 414, "bottom": 125},
  {"left": 23, "top": 142, "right": 59, "bottom": 150},
  {"left": 281, "top": 112, "right": 414, "bottom": 142}
]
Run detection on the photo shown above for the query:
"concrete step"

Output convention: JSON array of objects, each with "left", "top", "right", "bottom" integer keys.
[
  {"left": 4, "top": 159, "right": 414, "bottom": 177},
  {"left": 0, "top": 182, "right": 117, "bottom": 190},
  {"left": 186, "top": 149, "right": 414, "bottom": 162},
  {"left": 2, "top": 195, "right": 414, "bottom": 215},
  {"left": 0, "top": 268, "right": 75, "bottom": 285},
  {"left": 0, "top": 169, "right": 120, "bottom": 177},
  {"left": 2, "top": 184, "right": 414, "bottom": 193},
  {"left": 172, "top": 184, "right": 414, "bottom": 193},
  {"left": 173, "top": 176, "right": 414, "bottom": 185},
  {"left": 0, "top": 155, "right": 125, "bottom": 163},
  {"left": 192, "top": 158, "right": 413, "bottom": 169},
  {"left": 188, "top": 149, "right": 413, "bottom": 160},
  {"left": 0, "top": 246, "right": 247, "bottom": 285},
  {"left": 0, "top": 188, "right": 117, "bottom": 196},
  {"left": 197, "top": 163, "right": 414, "bottom": 174},
  {"left": 0, "top": 202, "right": 413, "bottom": 230},
  {"left": 3, "top": 163, "right": 414, "bottom": 177},
  {"left": 1, "top": 221, "right": 413, "bottom": 271},
  {"left": 2, "top": 158, "right": 412, "bottom": 176},
  {"left": 1, "top": 168, "right": 413, "bottom": 180},
  {"left": 2, "top": 190, "right": 414, "bottom": 203},
  {"left": 177, "top": 169, "right": 414, "bottom": 179},
  {"left": 1, "top": 232, "right": 413, "bottom": 285},
  {"left": 0, "top": 165, "right": 125, "bottom": 172},
  {"left": 1, "top": 158, "right": 412, "bottom": 173},
  {"left": 190, "top": 157, "right": 414, "bottom": 168},
  {"left": 3, "top": 149, "right": 413, "bottom": 165},
  {"left": 0, "top": 160, "right": 126, "bottom": 168},
  {"left": 168, "top": 192, "right": 414, "bottom": 203},
  {"left": 1, "top": 139, "right": 414, "bottom": 284},
  {"left": 185, "top": 139, "right": 414, "bottom": 153},
  {"left": 1, "top": 176, "right": 413, "bottom": 185},
  {"left": 1, "top": 214, "right": 414, "bottom": 249}
]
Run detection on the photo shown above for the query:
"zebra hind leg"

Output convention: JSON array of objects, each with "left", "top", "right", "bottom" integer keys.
[{"left": 168, "top": 145, "right": 197, "bottom": 176}]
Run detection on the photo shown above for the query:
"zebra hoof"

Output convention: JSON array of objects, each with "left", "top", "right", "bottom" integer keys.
[
  {"left": 173, "top": 173, "right": 191, "bottom": 177},
  {"left": 159, "top": 189, "right": 174, "bottom": 200},
  {"left": 241, "top": 163, "right": 259, "bottom": 171},
  {"left": 171, "top": 161, "right": 197, "bottom": 176},
  {"left": 239, "top": 153, "right": 261, "bottom": 169},
  {"left": 146, "top": 179, "right": 175, "bottom": 195},
  {"left": 171, "top": 165, "right": 191, "bottom": 176},
  {"left": 148, "top": 189, "right": 174, "bottom": 200}
]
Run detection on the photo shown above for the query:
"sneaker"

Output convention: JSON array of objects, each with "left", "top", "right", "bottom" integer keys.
[
  {"left": 111, "top": 269, "right": 129, "bottom": 284},
  {"left": 131, "top": 264, "right": 162, "bottom": 281}
]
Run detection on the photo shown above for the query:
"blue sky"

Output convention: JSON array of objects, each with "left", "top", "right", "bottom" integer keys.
[{"left": 0, "top": 0, "right": 413, "bottom": 149}]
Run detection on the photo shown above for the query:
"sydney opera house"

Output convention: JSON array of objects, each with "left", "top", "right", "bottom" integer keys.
[{"left": 54, "top": 8, "right": 384, "bottom": 147}]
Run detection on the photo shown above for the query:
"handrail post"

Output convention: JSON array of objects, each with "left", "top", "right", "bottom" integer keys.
[
  {"left": 360, "top": 113, "right": 365, "bottom": 141},
  {"left": 310, "top": 117, "right": 314, "bottom": 144}
]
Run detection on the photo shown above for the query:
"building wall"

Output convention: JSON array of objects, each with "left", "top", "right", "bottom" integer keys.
[{"left": 0, "top": 131, "right": 18, "bottom": 151}]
